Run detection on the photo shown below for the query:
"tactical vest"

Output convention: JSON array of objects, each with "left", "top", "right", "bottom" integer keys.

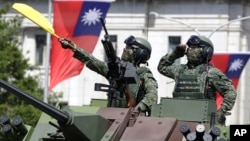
[
  {"left": 116, "top": 67, "right": 154, "bottom": 107},
  {"left": 173, "top": 64, "right": 215, "bottom": 100},
  {"left": 116, "top": 67, "right": 148, "bottom": 108}
]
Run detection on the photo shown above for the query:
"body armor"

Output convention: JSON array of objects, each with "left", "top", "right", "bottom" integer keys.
[
  {"left": 173, "top": 64, "right": 215, "bottom": 100},
  {"left": 115, "top": 67, "right": 150, "bottom": 107}
]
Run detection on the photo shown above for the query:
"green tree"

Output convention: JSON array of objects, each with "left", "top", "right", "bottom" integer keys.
[{"left": 0, "top": 3, "right": 43, "bottom": 126}]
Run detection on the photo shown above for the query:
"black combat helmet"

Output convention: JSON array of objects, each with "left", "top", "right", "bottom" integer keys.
[
  {"left": 124, "top": 35, "right": 152, "bottom": 65},
  {"left": 186, "top": 35, "right": 214, "bottom": 62}
]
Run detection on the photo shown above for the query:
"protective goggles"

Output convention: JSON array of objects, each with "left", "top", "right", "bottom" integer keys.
[
  {"left": 186, "top": 35, "right": 212, "bottom": 48},
  {"left": 124, "top": 35, "right": 147, "bottom": 49}
]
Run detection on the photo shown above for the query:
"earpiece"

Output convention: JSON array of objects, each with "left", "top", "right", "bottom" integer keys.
[
  {"left": 202, "top": 46, "right": 213, "bottom": 61},
  {"left": 135, "top": 48, "right": 150, "bottom": 64}
]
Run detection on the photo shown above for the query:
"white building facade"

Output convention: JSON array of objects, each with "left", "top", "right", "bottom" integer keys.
[{"left": 2, "top": 0, "right": 250, "bottom": 125}]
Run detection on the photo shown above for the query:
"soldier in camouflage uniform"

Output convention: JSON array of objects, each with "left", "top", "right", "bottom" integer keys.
[
  {"left": 59, "top": 35, "right": 158, "bottom": 114},
  {"left": 157, "top": 35, "right": 237, "bottom": 124}
]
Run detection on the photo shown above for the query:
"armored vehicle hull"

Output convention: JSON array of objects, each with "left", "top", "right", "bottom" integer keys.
[{"left": 0, "top": 80, "right": 228, "bottom": 141}]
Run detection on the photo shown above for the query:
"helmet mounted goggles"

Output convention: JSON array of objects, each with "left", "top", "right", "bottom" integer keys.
[
  {"left": 186, "top": 35, "right": 212, "bottom": 48},
  {"left": 124, "top": 35, "right": 148, "bottom": 50}
]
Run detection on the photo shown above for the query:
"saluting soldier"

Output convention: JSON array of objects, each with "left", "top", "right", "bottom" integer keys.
[{"left": 157, "top": 35, "right": 237, "bottom": 124}]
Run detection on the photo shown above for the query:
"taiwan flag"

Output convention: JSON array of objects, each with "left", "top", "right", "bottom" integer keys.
[
  {"left": 50, "top": 0, "right": 113, "bottom": 90},
  {"left": 211, "top": 53, "right": 250, "bottom": 109}
]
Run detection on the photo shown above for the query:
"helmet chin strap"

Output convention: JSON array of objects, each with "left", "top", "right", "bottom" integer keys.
[{"left": 134, "top": 57, "right": 143, "bottom": 66}]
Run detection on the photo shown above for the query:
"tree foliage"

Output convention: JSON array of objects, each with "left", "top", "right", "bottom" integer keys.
[{"left": 0, "top": 3, "right": 43, "bottom": 126}]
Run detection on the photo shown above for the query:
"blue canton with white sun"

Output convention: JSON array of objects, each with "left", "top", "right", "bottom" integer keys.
[
  {"left": 81, "top": 7, "right": 103, "bottom": 26},
  {"left": 226, "top": 54, "right": 250, "bottom": 78},
  {"left": 73, "top": 2, "right": 110, "bottom": 36},
  {"left": 229, "top": 58, "right": 244, "bottom": 72}
]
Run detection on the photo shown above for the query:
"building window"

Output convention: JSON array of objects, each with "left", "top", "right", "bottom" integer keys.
[
  {"left": 35, "top": 35, "right": 46, "bottom": 66},
  {"left": 104, "top": 35, "right": 117, "bottom": 62},
  {"left": 168, "top": 36, "right": 181, "bottom": 64}
]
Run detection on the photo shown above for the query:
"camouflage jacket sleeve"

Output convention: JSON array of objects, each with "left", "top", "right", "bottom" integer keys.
[
  {"left": 157, "top": 53, "right": 183, "bottom": 80},
  {"left": 140, "top": 68, "right": 158, "bottom": 109},
  {"left": 72, "top": 46, "right": 108, "bottom": 77},
  {"left": 208, "top": 67, "right": 237, "bottom": 112}
]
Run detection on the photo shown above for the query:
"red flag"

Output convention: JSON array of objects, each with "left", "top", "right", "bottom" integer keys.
[
  {"left": 211, "top": 53, "right": 250, "bottom": 109},
  {"left": 50, "top": 0, "right": 112, "bottom": 90}
]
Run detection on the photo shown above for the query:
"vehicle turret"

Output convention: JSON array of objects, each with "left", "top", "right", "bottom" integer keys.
[{"left": 0, "top": 79, "right": 112, "bottom": 141}]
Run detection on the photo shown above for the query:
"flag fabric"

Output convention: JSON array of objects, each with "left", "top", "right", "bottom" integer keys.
[
  {"left": 50, "top": 0, "right": 113, "bottom": 90},
  {"left": 211, "top": 53, "right": 250, "bottom": 109}
]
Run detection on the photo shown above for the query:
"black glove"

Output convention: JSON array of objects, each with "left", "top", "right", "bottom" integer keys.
[
  {"left": 173, "top": 44, "right": 187, "bottom": 58},
  {"left": 58, "top": 38, "right": 76, "bottom": 50},
  {"left": 216, "top": 110, "right": 226, "bottom": 125}
]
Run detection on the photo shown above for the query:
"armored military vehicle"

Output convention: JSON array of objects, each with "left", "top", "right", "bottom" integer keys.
[{"left": 0, "top": 79, "right": 228, "bottom": 141}]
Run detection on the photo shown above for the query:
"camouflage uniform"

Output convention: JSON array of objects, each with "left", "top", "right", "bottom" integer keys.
[
  {"left": 157, "top": 35, "right": 237, "bottom": 125},
  {"left": 58, "top": 36, "right": 158, "bottom": 112},
  {"left": 73, "top": 47, "right": 158, "bottom": 109},
  {"left": 158, "top": 53, "right": 237, "bottom": 113}
]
